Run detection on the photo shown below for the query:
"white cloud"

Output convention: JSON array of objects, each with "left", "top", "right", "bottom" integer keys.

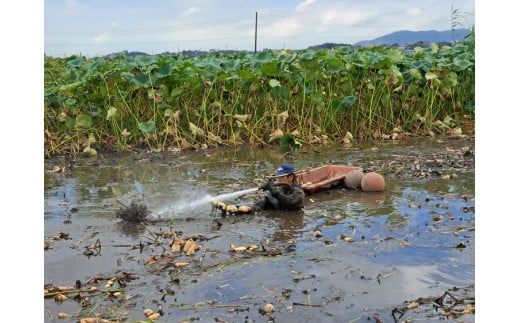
[
  {"left": 262, "top": 19, "right": 303, "bottom": 38},
  {"left": 321, "top": 9, "right": 376, "bottom": 26},
  {"left": 111, "top": 21, "right": 118, "bottom": 27},
  {"left": 93, "top": 32, "right": 109, "bottom": 44},
  {"left": 296, "top": 0, "right": 316, "bottom": 12},
  {"left": 407, "top": 8, "right": 422, "bottom": 16},
  {"left": 181, "top": 6, "right": 199, "bottom": 17}
]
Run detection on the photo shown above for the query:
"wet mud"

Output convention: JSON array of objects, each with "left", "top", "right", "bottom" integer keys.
[{"left": 44, "top": 137, "right": 475, "bottom": 322}]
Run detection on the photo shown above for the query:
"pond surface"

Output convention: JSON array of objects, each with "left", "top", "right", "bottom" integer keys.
[{"left": 44, "top": 137, "right": 475, "bottom": 322}]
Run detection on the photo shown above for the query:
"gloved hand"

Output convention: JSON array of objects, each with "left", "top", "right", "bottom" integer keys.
[{"left": 259, "top": 180, "right": 274, "bottom": 192}]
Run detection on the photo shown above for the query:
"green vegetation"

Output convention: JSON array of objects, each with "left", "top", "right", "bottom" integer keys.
[{"left": 44, "top": 32, "right": 474, "bottom": 155}]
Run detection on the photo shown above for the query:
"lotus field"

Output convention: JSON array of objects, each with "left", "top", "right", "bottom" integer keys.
[{"left": 44, "top": 33, "right": 474, "bottom": 155}]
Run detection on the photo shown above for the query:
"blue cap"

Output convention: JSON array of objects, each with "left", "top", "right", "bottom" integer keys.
[{"left": 274, "top": 164, "right": 295, "bottom": 177}]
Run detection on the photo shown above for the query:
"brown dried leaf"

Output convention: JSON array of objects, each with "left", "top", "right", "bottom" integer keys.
[
  {"left": 290, "top": 129, "right": 300, "bottom": 137},
  {"left": 144, "top": 255, "right": 159, "bottom": 265},
  {"left": 277, "top": 111, "right": 289, "bottom": 129},
  {"left": 207, "top": 131, "right": 223, "bottom": 144},
  {"left": 460, "top": 304, "right": 475, "bottom": 315},
  {"left": 401, "top": 240, "right": 411, "bottom": 247},
  {"left": 189, "top": 122, "right": 205, "bottom": 138},
  {"left": 174, "top": 261, "right": 190, "bottom": 268},
  {"left": 121, "top": 128, "right": 131, "bottom": 137},
  {"left": 183, "top": 239, "right": 198, "bottom": 256},
  {"left": 233, "top": 114, "right": 250, "bottom": 122},
  {"left": 49, "top": 166, "right": 65, "bottom": 173},
  {"left": 58, "top": 312, "right": 71, "bottom": 319},
  {"left": 269, "top": 129, "right": 284, "bottom": 142},
  {"left": 79, "top": 318, "right": 110, "bottom": 323},
  {"left": 148, "top": 313, "right": 161, "bottom": 320},
  {"left": 162, "top": 230, "right": 175, "bottom": 238},
  {"left": 143, "top": 309, "right": 155, "bottom": 317},
  {"left": 83, "top": 146, "right": 97, "bottom": 156},
  {"left": 54, "top": 294, "right": 68, "bottom": 302},
  {"left": 341, "top": 236, "right": 354, "bottom": 243},
  {"left": 171, "top": 237, "right": 185, "bottom": 252},
  {"left": 51, "top": 232, "right": 70, "bottom": 240},
  {"left": 407, "top": 301, "right": 420, "bottom": 309}
]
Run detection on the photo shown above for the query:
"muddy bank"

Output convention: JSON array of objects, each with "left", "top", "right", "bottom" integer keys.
[{"left": 44, "top": 136, "right": 474, "bottom": 322}]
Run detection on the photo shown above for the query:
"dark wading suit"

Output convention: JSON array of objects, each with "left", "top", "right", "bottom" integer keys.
[{"left": 254, "top": 176, "right": 305, "bottom": 211}]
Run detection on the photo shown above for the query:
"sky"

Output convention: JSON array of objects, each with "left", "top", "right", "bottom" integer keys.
[{"left": 44, "top": 0, "right": 474, "bottom": 57}]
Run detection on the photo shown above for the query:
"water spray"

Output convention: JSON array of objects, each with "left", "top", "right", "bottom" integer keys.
[{"left": 152, "top": 187, "right": 259, "bottom": 219}]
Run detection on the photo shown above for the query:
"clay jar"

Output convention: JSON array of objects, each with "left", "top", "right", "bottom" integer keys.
[
  {"left": 344, "top": 169, "right": 364, "bottom": 189},
  {"left": 361, "top": 172, "right": 385, "bottom": 192}
]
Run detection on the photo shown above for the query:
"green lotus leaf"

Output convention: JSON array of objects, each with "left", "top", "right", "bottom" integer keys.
[
  {"left": 414, "top": 46, "right": 424, "bottom": 55},
  {"left": 453, "top": 54, "right": 473, "bottom": 71},
  {"left": 238, "top": 69, "right": 256, "bottom": 80},
  {"left": 58, "top": 81, "right": 83, "bottom": 92},
  {"left": 340, "top": 95, "right": 357, "bottom": 107},
  {"left": 134, "top": 55, "right": 157, "bottom": 67},
  {"left": 301, "top": 51, "right": 315, "bottom": 60},
  {"left": 170, "top": 88, "right": 183, "bottom": 98},
  {"left": 122, "top": 72, "right": 151, "bottom": 88},
  {"left": 138, "top": 120, "right": 156, "bottom": 134},
  {"left": 409, "top": 68, "right": 423, "bottom": 80},
  {"left": 106, "top": 107, "right": 117, "bottom": 120},
  {"left": 64, "top": 98, "right": 77, "bottom": 106},
  {"left": 164, "top": 109, "right": 173, "bottom": 117},
  {"left": 261, "top": 61, "right": 281, "bottom": 77},
  {"left": 445, "top": 72, "right": 458, "bottom": 87},
  {"left": 430, "top": 43, "right": 439, "bottom": 54},
  {"left": 154, "top": 62, "right": 174, "bottom": 78},
  {"left": 425, "top": 71, "right": 438, "bottom": 80},
  {"left": 326, "top": 57, "right": 344, "bottom": 69},
  {"left": 75, "top": 114, "right": 92, "bottom": 129},
  {"left": 269, "top": 79, "right": 281, "bottom": 88},
  {"left": 65, "top": 118, "right": 75, "bottom": 129},
  {"left": 387, "top": 48, "right": 404, "bottom": 64},
  {"left": 279, "top": 134, "right": 302, "bottom": 147}
]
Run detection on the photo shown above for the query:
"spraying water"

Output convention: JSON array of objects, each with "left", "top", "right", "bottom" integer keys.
[{"left": 153, "top": 187, "right": 258, "bottom": 219}]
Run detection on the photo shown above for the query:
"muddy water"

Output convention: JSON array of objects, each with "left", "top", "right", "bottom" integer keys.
[{"left": 44, "top": 138, "right": 475, "bottom": 322}]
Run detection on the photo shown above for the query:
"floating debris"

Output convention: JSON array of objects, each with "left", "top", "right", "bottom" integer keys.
[
  {"left": 259, "top": 303, "right": 275, "bottom": 315},
  {"left": 116, "top": 202, "right": 150, "bottom": 223}
]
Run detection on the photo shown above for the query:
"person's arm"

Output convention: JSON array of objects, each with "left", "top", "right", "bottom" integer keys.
[
  {"left": 273, "top": 186, "right": 304, "bottom": 209},
  {"left": 259, "top": 180, "right": 275, "bottom": 193}
]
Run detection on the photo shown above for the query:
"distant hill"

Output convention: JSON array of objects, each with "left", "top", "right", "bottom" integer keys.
[
  {"left": 307, "top": 42, "right": 351, "bottom": 50},
  {"left": 355, "top": 29, "right": 469, "bottom": 46}
]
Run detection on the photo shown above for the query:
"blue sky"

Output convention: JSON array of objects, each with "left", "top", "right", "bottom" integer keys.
[{"left": 45, "top": 0, "right": 474, "bottom": 56}]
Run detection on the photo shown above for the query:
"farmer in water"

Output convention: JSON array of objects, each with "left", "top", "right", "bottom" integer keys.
[{"left": 254, "top": 164, "right": 305, "bottom": 211}]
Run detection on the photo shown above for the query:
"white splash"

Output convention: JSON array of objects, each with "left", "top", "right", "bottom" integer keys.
[{"left": 153, "top": 188, "right": 258, "bottom": 219}]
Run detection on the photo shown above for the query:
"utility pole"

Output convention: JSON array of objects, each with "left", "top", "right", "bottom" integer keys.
[{"left": 254, "top": 11, "right": 258, "bottom": 53}]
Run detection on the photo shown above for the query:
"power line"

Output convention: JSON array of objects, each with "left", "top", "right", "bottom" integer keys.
[
  {"left": 260, "top": 15, "right": 450, "bottom": 27},
  {"left": 45, "top": 35, "right": 253, "bottom": 47},
  {"left": 46, "top": 15, "right": 251, "bottom": 36}
]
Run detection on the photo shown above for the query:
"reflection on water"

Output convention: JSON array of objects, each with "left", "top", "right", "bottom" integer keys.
[
  {"left": 264, "top": 210, "right": 305, "bottom": 242},
  {"left": 116, "top": 221, "right": 146, "bottom": 237}
]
